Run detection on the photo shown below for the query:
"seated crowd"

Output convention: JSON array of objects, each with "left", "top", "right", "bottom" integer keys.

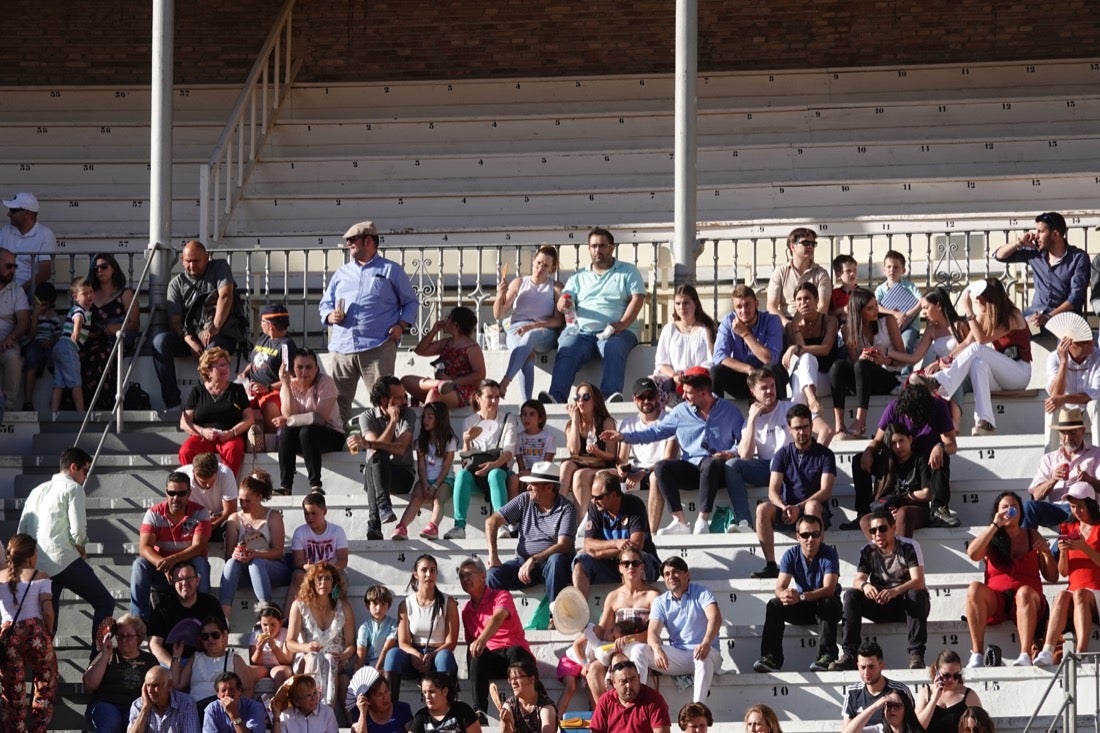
[{"left": 3, "top": 210, "right": 1095, "bottom": 733}]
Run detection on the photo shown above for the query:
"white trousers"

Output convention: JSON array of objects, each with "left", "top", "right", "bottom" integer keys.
[
  {"left": 934, "top": 342, "right": 1031, "bottom": 427},
  {"left": 631, "top": 642, "right": 717, "bottom": 703},
  {"left": 789, "top": 353, "right": 831, "bottom": 403}
]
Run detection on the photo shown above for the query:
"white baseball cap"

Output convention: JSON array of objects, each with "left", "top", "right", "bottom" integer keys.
[{"left": 2, "top": 192, "right": 39, "bottom": 212}]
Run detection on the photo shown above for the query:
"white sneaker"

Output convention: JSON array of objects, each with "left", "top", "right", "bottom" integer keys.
[
  {"left": 657, "top": 519, "right": 691, "bottom": 536},
  {"left": 443, "top": 526, "right": 466, "bottom": 540},
  {"left": 1012, "top": 652, "right": 1032, "bottom": 667},
  {"left": 497, "top": 524, "right": 513, "bottom": 539},
  {"left": 1033, "top": 649, "right": 1055, "bottom": 667},
  {"left": 965, "top": 652, "right": 983, "bottom": 668},
  {"left": 726, "top": 520, "right": 752, "bottom": 533},
  {"left": 693, "top": 518, "right": 710, "bottom": 535}
]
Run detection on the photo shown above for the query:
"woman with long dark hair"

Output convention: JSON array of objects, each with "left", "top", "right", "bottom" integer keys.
[
  {"left": 1034, "top": 482, "right": 1100, "bottom": 665},
  {"left": 782, "top": 281, "right": 839, "bottom": 421},
  {"left": 652, "top": 283, "right": 717, "bottom": 404},
  {"left": 964, "top": 491, "right": 1056, "bottom": 668},
  {"left": 915, "top": 650, "right": 982, "bottom": 733},
  {"left": 0, "top": 533, "right": 58, "bottom": 733},
  {"left": 912, "top": 278, "right": 1032, "bottom": 436},
  {"left": 559, "top": 382, "right": 619, "bottom": 513},
  {"left": 842, "top": 689, "right": 925, "bottom": 733},
  {"left": 409, "top": 671, "right": 481, "bottom": 733},
  {"left": 494, "top": 245, "right": 564, "bottom": 400},
  {"left": 496, "top": 658, "right": 557, "bottom": 733},
  {"left": 382, "top": 554, "right": 459, "bottom": 702},
  {"left": 829, "top": 287, "right": 905, "bottom": 439},
  {"left": 403, "top": 306, "right": 486, "bottom": 409},
  {"left": 81, "top": 252, "right": 140, "bottom": 409}
]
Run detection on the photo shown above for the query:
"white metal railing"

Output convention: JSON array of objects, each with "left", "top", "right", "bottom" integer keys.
[
  {"left": 198, "top": 0, "right": 301, "bottom": 246},
  {"left": 1022, "top": 639, "right": 1100, "bottom": 733}
]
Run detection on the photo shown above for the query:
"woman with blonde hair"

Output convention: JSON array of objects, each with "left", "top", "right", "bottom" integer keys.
[
  {"left": 744, "top": 704, "right": 783, "bottom": 733},
  {"left": 285, "top": 561, "right": 356, "bottom": 709},
  {"left": 178, "top": 346, "right": 254, "bottom": 475},
  {"left": 271, "top": 673, "right": 339, "bottom": 733},
  {"left": 0, "top": 533, "right": 58, "bottom": 733}
]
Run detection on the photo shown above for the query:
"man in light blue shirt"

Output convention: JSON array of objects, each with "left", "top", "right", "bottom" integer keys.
[
  {"left": 319, "top": 220, "right": 417, "bottom": 423},
  {"left": 202, "top": 672, "right": 267, "bottom": 733},
  {"left": 129, "top": 666, "right": 200, "bottom": 733},
  {"left": 631, "top": 557, "right": 722, "bottom": 703},
  {"left": 602, "top": 369, "right": 745, "bottom": 535},
  {"left": 544, "top": 227, "right": 646, "bottom": 403}
]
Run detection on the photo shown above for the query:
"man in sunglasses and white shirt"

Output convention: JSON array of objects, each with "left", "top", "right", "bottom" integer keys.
[
  {"left": 753, "top": 513, "right": 842, "bottom": 674},
  {"left": 767, "top": 227, "right": 832, "bottom": 327}
]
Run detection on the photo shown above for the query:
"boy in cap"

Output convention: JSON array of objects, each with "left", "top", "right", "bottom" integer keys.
[{"left": 238, "top": 303, "right": 297, "bottom": 449}]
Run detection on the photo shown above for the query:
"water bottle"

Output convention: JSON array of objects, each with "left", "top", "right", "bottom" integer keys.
[{"left": 562, "top": 293, "right": 577, "bottom": 326}]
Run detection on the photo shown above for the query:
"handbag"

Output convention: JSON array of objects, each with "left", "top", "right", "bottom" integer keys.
[
  {"left": 286, "top": 412, "right": 321, "bottom": 428},
  {"left": 459, "top": 412, "right": 513, "bottom": 471}
]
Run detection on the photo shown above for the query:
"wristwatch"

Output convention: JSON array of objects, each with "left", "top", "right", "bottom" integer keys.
[{"left": 232, "top": 718, "right": 243, "bottom": 727}]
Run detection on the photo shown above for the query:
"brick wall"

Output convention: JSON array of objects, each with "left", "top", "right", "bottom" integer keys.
[{"left": 2, "top": 0, "right": 1098, "bottom": 85}]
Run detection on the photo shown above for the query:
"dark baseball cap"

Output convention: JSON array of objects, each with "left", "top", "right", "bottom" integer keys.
[{"left": 632, "top": 377, "right": 659, "bottom": 396}]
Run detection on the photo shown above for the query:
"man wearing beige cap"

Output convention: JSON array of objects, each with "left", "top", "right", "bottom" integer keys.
[
  {"left": 0, "top": 192, "right": 55, "bottom": 293},
  {"left": 1023, "top": 407, "right": 1100, "bottom": 530},
  {"left": 319, "top": 221, "right": 417, "bottom": 424}
]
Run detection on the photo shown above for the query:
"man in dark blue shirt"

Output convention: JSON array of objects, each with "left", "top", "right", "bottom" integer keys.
[
  {"left": 993, "top": 211, "right": 1089, "bottom": 331},
  {"left": 754, "top": 514, "right": 841, "bottom": 673},
  {"left": 571, "top": 472, "right": 660, "bottom": 595}
]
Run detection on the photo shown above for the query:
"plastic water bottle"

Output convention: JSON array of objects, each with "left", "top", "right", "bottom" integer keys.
[{"left": 562, "top": 293, "right": 576, "bottom": 325}]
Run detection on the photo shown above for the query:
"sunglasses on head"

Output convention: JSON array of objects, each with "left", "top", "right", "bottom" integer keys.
[
  {"left": 619, "top": 559, "right": 643, "bottom": 568},
  {"left": 200, "top": 631, "right": 222, "bottom": 641},
  {"left": 611, "top": 660, "right": 636, "bottom": 672},
  {"left": 798, "top": 531, "right": 822, "bottom": 539},
  {"left": 869, "top": 525, "right": 890, "bottom": 534}
]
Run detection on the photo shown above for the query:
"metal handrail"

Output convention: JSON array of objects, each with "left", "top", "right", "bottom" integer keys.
[
  {"left": 198, "top": 0, "right": 301, "bottom": 246},
  {"left": 1021, "top": 640, "right": 1100, "bottom": 733},
  {"left": 74, "top": 244, "right": 162, "bottom": 483}
]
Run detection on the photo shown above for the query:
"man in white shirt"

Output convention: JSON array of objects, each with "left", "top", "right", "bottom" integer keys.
[
  {"left": 1044, "top": 316, "right": 1100, "bottom": 447},
  {"left": 0, "top": 192, "right": 55, "bottom": 293},
  {"left": 18, "top": 447, "right": 115, "bottom": 650},
  {"left": 724, "top": 368, "right": 792, "bottom": 532},
  {"left": 178, "top": 452, "right": 238, "bottom": 537},
  {"left": 616, "top": 377, "right": 677, "bottom": 530},
  {"left": 0, "top": 247, "right": 30, "bottom": 404}
]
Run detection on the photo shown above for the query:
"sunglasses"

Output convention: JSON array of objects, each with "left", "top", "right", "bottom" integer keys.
[
  {"left": 869, "top": 525, "right": 890, "bottom": 535},
  {"left": 575, "top": 393, "right": 593, "bottom": 402},
  {"left": 884, "top": 702, "right": 903, "bottom": 712},
  {"left": 7, "top": 208, "right": 24, "bottom": 214},
  {"left": 619, "top": 559, "right": 643, "bottom": 568},
  {"left": 591, "top": 493, "right": 608, "bottom": 502},
  {"left": 94, "top": 262, "right": 111, "bottom": 271},
  {"left": 797, "top": 239, "right": 818, "bottom": 247},
  {"left": 798, "top": 531, "right": 822, "bottom": 539},
  {"left": 166, "top": 490, "right": 190, "bottom": 497},
  {"left": 611, "top": 660, "right": 636, "bottom": 672},
  {"left": 634, "top": 392, "right": 658, "bottom": 401},
  {"left": 939, "top": 672, "right": 963, "bottom": 681},
  {"left": 200, "top": 631, "right": 223, "bottom": 641}
]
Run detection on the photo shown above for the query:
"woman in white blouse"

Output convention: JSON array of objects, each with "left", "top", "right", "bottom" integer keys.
[{"left": 652, "top": 284, "right": 716, "bottom": 404}]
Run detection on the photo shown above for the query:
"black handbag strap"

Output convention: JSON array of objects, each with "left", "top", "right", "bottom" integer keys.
[
  {"left": 492, "top": 412, "right": 513, "bottom": 450},
  {"left": 2, "top": 578, "right": 33, "bottom": 638}
]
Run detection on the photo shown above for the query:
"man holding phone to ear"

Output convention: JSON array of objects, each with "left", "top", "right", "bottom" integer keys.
[{"left": 320, "top": 220, "right": 417, "bottom": 424}]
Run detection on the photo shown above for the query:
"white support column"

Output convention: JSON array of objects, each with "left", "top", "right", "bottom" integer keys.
[
  {"left": 149, "top": 0, "right": 175, "bottom": 313},
  {"left": 673, "top": 0, "right": 699, "bottom": 286}
]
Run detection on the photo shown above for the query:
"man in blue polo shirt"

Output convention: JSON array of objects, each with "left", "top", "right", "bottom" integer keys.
[
  {"left": 752, "top": 404, "right": 836, "bottom": 579},
  {"left": 634, "top": 557, "right": 722, "bottom": 704},
  {"left": 571, "top": 472, "right": 660, "bottom": 595},
  {"left": 753, "top": 513, "right": 841, "bottom": 673},
  {"left": 602, "top": 369, "right": 745, "bottom": 536}
]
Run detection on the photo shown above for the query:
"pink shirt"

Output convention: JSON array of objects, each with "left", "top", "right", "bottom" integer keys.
[
  {"left": 1030, "top": 445, "right": 1100, "bottom": 502},
  {"left": 461, "top": 587, "right": 530, "bottom": 652}
]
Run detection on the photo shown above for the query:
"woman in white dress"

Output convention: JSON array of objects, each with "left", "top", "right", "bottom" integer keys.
[
  {"left": 285, "top": 561, "right": 356, "bottom": 708},
  {"left": 652, "top": 283, "right": 716, "bottom": 405}
]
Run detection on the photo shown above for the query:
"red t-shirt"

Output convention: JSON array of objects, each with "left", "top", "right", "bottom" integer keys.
[
  {"left": 590, "top": 684, "right": 670, "bottom": 733},
  {"left": 1060, "top": 521, "right": 1100, "bottom": 591}
]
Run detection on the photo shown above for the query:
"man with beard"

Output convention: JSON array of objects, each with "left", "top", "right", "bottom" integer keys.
[
  {"left": 711, "top": 284, "right": 787, "bottom": 400},
  {"left": 615, "top": 377, "right": 677, "bottom": 534},
  {"left": 1023, "top": 407, "right": 1100, "bottom": 530},
  {"left": 589, "top": 653, "right": 670, "bottom": 733}
]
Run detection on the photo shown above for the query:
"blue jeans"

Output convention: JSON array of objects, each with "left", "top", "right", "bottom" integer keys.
[
  {"left": 487, "top": 552, "right": 574, "bottom": 600},
  {"left": 1022, "top": 499, "right": 1070, "bottom": 530},
  {"left": 151, "top": 329, "right": 236, "bottom": 408},
  {"left": 548, "top": 327, "right": 638, "bottom": 402},
  {"left": 52, "top": 557, "right": 116, "bottom": 654},
  {"left": 724, "top": 457, "right": 771, "bottom": 526},
  {"left": 219, "top": 556, "right": 292, "bottom": 607},
  {"left": 87, "top": 699, "right": 129, "bottom": 733},
  {"left": 129, "top": 555, "right": 212, "bottom": 621},
  {"left": 503, "top": 323, "right": 559, "bottom": 401},
  {"left": 383, "top": 646, "right": 458, "bottom": 677}
]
